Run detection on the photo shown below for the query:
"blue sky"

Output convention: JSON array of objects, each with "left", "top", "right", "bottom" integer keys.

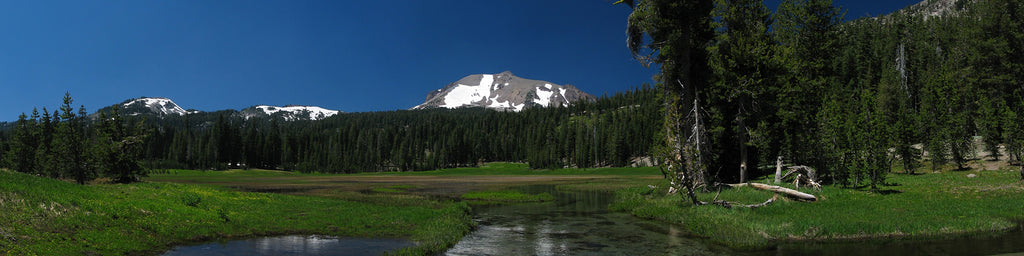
[{"left": 0, "top": 0, "right": 921, "bottom": 121}]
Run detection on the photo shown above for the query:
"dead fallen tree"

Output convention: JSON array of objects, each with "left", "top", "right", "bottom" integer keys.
[
  {"left": 724, "top": 182, "right": 818, "bottom": 202},
  {"left": 779, "top": 165, "right": 822, "bottom": 191},
  {"left": 706, "top": 191, "right": 778, "bottom": 209},
  {"left": 667, "top": 182, "right": 816, "bottom": 209}
]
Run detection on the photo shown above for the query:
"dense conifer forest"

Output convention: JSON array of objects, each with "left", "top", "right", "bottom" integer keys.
[
  {"left": 0, "top": 86, "right": 661, "bottom": 177},
  {"left": 618, "top": 0, "right": 1022, "bottom": 195}
]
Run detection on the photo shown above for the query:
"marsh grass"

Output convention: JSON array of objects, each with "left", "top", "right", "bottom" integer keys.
[
  {"left": 611, "top": 169, "right": 1024, "bottom": 250},
  {"left": 0, "top": 170, "right": 471, "bottom": 255},
  {"left": 460, "top": 190, "right": 555, "bottom": 203}
]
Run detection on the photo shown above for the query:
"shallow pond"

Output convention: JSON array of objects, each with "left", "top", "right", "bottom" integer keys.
[
  {"left": 160, "top": 235, "right": 414, "bottom": 256},
  {"left": 446, "top": 185, "right": 739, "bottom": 256}
]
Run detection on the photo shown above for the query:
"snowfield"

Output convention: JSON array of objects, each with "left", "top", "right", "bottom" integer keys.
[
  {"left": 254, "top": 105, "right": 340, "bottom": 121},
  {"left": 123, "top": 97, "right": 188, "bottom": 116},
  {"left": 442, "top": 75, "right": 494, "bottom": 109}
]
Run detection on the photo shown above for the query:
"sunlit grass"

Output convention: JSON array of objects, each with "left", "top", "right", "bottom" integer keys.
[
  {"left": 0, "top": 170, "right": 471, "bottom": 255},
  {"left": 610, "top": 169, "right": 1024, "bottom": 250}
]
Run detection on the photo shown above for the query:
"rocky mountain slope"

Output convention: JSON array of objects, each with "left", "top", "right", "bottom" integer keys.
[
  {"left": 411, "top": 71, "right": 595, "bottom": 111},
  {"left": 897, "top": 0, "right": 967, "bottom": 19}
]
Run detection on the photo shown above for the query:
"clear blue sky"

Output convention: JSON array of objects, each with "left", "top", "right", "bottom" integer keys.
[{"left": 0, "top": 0, "right": 921, "bottom": 121}]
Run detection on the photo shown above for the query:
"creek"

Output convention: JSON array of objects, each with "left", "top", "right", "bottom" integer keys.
[
  {"left": 446, "top": 184, "right": 1024, "bottom": 256},
  {"left": 162, "top": 183, "right": 1024, "bottom": 255},
  {"left": 160, "top": 235, "right": 414, "bottom": 256},
  {"left": 445, "top": 184, "right": 739, "bottom": 255}
]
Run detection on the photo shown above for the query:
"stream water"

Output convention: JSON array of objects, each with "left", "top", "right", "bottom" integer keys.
[
  {"left": 160, "top": 235, "right": 414, "bottom": 256},
  {"left": 446, "top": 184, "right": 1024, "bottom": 256},
  {"left": 445, "top": 185, "right": 739, "bottom": 256},
  {"left": 163, "top": 184, "right": 1024, "bottom": 255}
]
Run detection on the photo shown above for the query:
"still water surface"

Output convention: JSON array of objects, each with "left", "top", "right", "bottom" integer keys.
[
  {"left": 160, "top": 235, "right": 414, "bottom": 256},
  {"left": 445, "top": 185, "right": 739, "bottom": 256},
  {"left": 163, "top": 184, "right": 1024, "bottom": 256}
]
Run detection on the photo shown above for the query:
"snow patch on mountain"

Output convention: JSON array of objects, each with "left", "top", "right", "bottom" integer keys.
[
  {"left": 535, "top": 86, "right": 554, "bottom": 107},
  {"left": 248, "top": 105, "right": 340, "bottom": 121},
  {"left": 121, "top": 97, "right": 194, "bottom": 116},
  {"left": 441, "top": 75, "right": 495, "bottom": 108}
]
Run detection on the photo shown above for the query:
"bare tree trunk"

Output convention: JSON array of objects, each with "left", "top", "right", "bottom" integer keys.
[
  {"left": 774, "top": 156, "right": 783, "bottom": 184},
  {"left": 738, "top": 108, "right": 748, "bottom": 183},
  {"left": 726, "top": 182, "right": 817, "bottom": 201},
  {"left": 1019, "top": 164, "right": 1022, "bottom": 181},
  {"left": 676, "top": 28, "right": 705, "bottom": 206}
]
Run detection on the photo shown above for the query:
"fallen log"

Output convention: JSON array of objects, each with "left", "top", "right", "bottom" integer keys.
[
  {"left": 726, "top": 182, "right": 817, "bottom": 202},
  {"left": 710, "top": 194, "right": 778, "bottom": 209},
  {"left": 779, "top": 165, "right": 822, "bottom": 191}
]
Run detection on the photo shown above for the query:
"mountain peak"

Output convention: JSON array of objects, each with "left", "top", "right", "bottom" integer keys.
[
  {"left": 411, "top": 71, "right": 595, "bottom": 111},
  {"left": 120, "top": 97, "right": 194, "bottom": 116}
]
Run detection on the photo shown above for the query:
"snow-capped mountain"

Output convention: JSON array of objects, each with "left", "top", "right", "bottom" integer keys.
[
  {"left": 105, "top": 97, "right": 341, "bottom": 121},
  {"left": 120, "top": 97, "right": 197, "bottom": 116},
  {"left": 238, "top": 105, "right": 341, "bottom": 121},
  {"left": 412, "top": 71, "right": 595, "bottom": 111}
]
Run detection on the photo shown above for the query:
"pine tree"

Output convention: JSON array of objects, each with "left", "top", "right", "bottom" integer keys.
[
  {"left": 53, "top": 92, "right": 90, "bottom": 184},
  {"left": 708, "top": 0, "right": 777, "bottom": 182},
  {"left": 4, "top": 113, "right": 36, "bottom": 173},
  {"left": 34, "top": 108, "right": 58, "bottom": 178},
  {"left": 773, "top": 0, "right": 845, "bottom": 170},
  {"left": 93, "top": 106, "right": 148, "bottom": 183},
  {"left": 618, "top": 0, "right": 715, "bottom": 204}
]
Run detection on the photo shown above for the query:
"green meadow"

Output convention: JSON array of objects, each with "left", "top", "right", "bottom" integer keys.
[
  {"left": 612, "top": 167, "right": 1024, "bottom": 249},
  {"left": 0, "top": 169, "right": 471, "bottom": 255},
  {"left": 2, "top": 162, "right": 1022, "bottom": 255}
]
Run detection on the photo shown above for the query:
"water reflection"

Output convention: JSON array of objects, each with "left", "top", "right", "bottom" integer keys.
[
  {"left": 446, "top": 185, "right": 735, "bottom": 256},
  {"left": 446, "top": 185, "right": 1024, "bottom": 256},
  {"left": 161, "top": 235, "right": 414, "bottom": 256}
]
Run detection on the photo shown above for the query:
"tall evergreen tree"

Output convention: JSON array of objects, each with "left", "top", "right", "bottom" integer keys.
[
  {"left": 708, "top": 0, "right": 777, "bottom": 182},
  {"left": 618, "top": 0, "right": 715, "bottom": 204},
  {"left": 93, "top": 106, "right": 148, "bottom": 183},
  {"left": 33, "top": 108, "right": 57, "bottom": 177},
  {"left": 53, "top": 92, "right": 90, "bottom": 184},
  {"left": 4, "top": 113, "right": 36, "bottom": 173},
  {"left": 772, "top": 0, "right": 845, "bottom": 172}
]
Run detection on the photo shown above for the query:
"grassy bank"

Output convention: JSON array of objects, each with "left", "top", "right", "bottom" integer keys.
[
  {"left": 0, "top": 170, "right": 472, "bottom": 255},
  {"left": 611, "top": 168, "right": 1024, "bottom": 250}
]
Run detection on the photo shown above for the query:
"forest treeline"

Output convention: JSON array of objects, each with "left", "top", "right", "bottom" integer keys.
[
  {"left": 0, "top": 93, "right": 147, "bottom": 184},
  {"left": 620, "top": 0, "right": 1022, "bottom": 197},
  {"left": 0, "top": 86, "right": 662, "bottom": 176}
]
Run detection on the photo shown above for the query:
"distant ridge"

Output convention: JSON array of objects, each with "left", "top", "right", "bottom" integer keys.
[{"left": 102, "top": 97, "right": 341, "bottom": 121}]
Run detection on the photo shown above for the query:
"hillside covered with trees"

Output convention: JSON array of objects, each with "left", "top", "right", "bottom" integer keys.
[
  {"left": 618, "top": 0, "right": 1022, "bottom": 202},
  {"left": 0, "top": 86, "right": 661, "bottom": 178}
]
